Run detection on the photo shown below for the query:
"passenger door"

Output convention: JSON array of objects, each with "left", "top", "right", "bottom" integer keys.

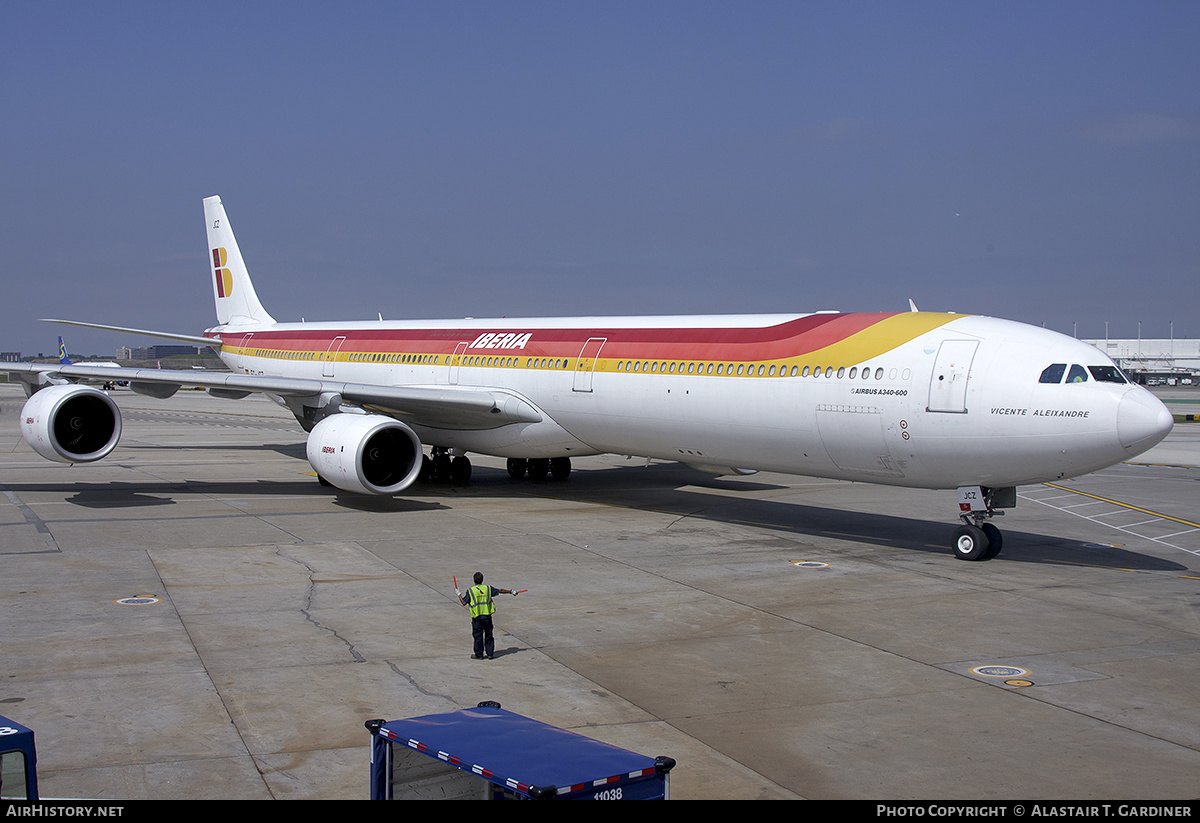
[{"left": 927, "top": 340, "right": 979, "bottom": 413}]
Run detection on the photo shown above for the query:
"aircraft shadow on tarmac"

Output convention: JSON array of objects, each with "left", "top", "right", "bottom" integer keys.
[
  {"left": 8, "top": 479, "right": 447, "bottom": 514},
  {"left": 470, "top": 462, "right": 1192, "bottom": 572},
  {"left": 5, "top": 460, "right": 1188, "bottom": 571},
  {"left": 119, "top": 442, "right": 307, "bottom": 458}
]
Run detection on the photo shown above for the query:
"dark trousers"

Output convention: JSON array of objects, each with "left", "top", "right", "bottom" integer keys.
[{"left": 472, "top": 615, "right": 495, "bottom": 658}]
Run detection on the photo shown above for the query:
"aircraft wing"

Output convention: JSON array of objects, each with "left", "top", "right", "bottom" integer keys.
[{"left": 3, "top": 363, "right": 542, "bottom": 430}]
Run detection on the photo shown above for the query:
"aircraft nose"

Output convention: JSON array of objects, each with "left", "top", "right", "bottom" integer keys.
[{"left": 1117, "top": 389, "right": 1174, "bottom": 456}]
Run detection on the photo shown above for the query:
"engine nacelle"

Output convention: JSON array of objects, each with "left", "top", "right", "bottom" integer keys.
[
  {"left": 306, "top": 413, "right": 423, "bottom": 495},
  {"left": 20, "top": 384, "right": 122, "bottom": 463}
]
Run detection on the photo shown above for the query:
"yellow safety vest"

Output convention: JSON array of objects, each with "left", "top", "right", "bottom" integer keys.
[{"left": 468, "top": 584, "right": 495, "bottom": 618}]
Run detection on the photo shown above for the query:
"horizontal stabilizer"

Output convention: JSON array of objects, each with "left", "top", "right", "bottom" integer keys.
[{"left": 41, "top": 319, "right": 218, "bottom": 348}]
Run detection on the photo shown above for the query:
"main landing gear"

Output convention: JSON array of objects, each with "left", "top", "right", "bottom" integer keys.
[
  {"left": 419, "top": 447, "right": 473, "bottom": 486},
  {"left": 415, "top": 452, "right": 574, "bottom": 486},
  {"left": 506, "top": 457, "right": 572, "bottom": 482},
  {"left": 952, "top": 486, "right": 1014, "bottom": 561}
]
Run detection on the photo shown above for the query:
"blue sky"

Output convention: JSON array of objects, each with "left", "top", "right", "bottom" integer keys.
[{"left": 4, "top": 2, "right": 1198, "bottom": 356}]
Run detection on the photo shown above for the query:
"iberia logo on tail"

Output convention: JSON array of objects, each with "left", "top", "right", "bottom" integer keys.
[{"left": 212, "top": 248, "right": 233, "bottom": 298}]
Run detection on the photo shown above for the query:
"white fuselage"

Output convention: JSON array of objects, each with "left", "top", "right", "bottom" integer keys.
[{"left": 209, "top": 311, "right": 1173, "bottom": 490}]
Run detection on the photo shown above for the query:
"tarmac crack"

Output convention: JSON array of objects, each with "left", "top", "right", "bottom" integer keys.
[
  {"left": 384, "top": 661, "right": 458, "bottom": 707},
  {"left": 284, "top": 547, "right": 369, "bottom": 663}
]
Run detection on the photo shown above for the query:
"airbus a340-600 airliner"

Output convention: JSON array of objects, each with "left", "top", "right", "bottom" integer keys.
[{"left": 7, "top": 196, "right": 1173, "bottom": 560}]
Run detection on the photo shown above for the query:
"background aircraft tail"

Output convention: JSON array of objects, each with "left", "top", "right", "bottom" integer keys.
[
  {"left": 58, "top": 336, "right": 71, "bottom": 365},
  {"left": 203, "top": 196, "right": 276, "bottom": 327}
]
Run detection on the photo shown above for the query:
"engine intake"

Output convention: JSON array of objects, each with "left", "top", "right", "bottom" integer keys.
[
  {"left": 306, "top": 414, "right": 423, "bottom": 495},
  {"left": 20, "top": 384, "right": 123, "bottom": 463}
]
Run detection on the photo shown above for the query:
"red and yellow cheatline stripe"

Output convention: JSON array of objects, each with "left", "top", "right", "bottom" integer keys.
[{"left": 214, "top": 312, "right": 965, "bottom": 371}]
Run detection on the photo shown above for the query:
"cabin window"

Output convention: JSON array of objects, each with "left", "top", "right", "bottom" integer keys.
[
  {"left": 707, "top": 363, "right": 714, "bottom": 374},
  {"left": 875, "top": 367, "right": 884, "bottom": 380},
  {"left": 1067, "top": 364, "right": 1089, "bottom": 383},
  {"left": 837, "top": 367, "right": 845, "bottom": 378},
  {"left": 849, "top": 367, "right": 858, "bottom": 379},
  {"left": 758, "top": 365, "right": 766, "bottom": 376},
  {"left": 768, "top": 365, "right": 776, "bottom": 376},
  {"left": 801, "top": 366, "right": 810, "bottom": 377},
  {"left": 1088, "top": 366, "right": 1126, "bottom": 384}
]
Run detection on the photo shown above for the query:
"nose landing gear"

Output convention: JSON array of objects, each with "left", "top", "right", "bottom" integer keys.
[{"left": 953, "top": 486, "right": 1013, "bottom": 560}]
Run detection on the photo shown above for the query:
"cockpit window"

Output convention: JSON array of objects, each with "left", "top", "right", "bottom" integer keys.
[
  {"left": 1088, "top": 365, "right": 1127, "bottom": 384},
  {"left": 1067, "top": 364, "right": 1088, "bottom": 383},
  {"left": 1039, "top": 364, "right": 1066, "bottom": 384}
]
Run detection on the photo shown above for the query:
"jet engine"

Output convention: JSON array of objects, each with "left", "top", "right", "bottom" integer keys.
[
  {"left": 306, "top": 413, "right": 423, "bottom": 495},
  {"left": 20, "top": 384, "right": 123, "bottom": 463}
]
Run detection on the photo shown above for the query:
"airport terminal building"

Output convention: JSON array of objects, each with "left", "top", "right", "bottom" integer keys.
[{"left": 1082, "top": 337, "right": 1200, "bottom": 383}]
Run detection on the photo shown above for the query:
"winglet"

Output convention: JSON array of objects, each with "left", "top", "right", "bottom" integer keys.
[
  {"left": 909, "top": 299, "right": 919, "bottom": 313},
  {"left": 204, "top": 196, "right": 276, "bottom": 327}
]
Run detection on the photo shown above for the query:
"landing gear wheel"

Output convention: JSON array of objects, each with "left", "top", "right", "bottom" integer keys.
[
  {"left": 431, "top": 453, "right": 452, "bottom": 484},
  {"left": 450, "top": 455, "right": 472, "bottom": 486},
  {"left": 953, "top": 524, "right": 990, "bottom": 561},
  {"left": 981, "top": 523, "right": 1003, "bottom": 559},
  {"left": 527, "top": 458, "right": 550, "bottom": 481},
  {"left": 549, "top": 456, "right": 571, "bottom": 481},
  {"left": 506, "top": 458, "right": 528, "bottom": 480}
]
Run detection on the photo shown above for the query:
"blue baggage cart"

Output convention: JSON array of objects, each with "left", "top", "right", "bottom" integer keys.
[
  {"left": 0, "top": 715, "right": 38, "bottom": 801},
  {"left": 367, "top": 702, "right": 674, "bottom": 800}
]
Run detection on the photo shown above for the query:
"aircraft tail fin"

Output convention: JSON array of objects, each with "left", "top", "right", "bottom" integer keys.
[
  {"left": 58, "top": 336, "right": 72, "bottom": 365},
  {"left": 203, "top": 196, "right": 276, "bottom": 327}
]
